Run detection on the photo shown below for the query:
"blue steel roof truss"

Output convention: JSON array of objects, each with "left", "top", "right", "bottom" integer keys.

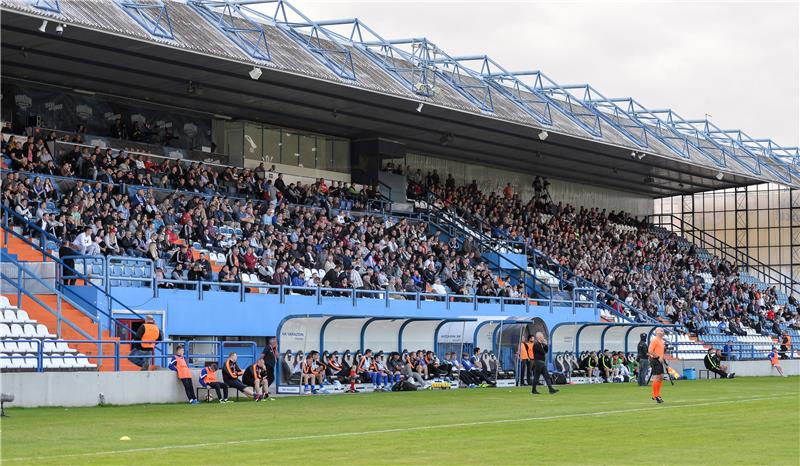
[
  {"left": 433, "top": 55, "right": 494, "bottom": 112},
  {"left": 31, "top": 0, "right": 60, "bottom": 14},
  {"left": 115, "top": 1, "right": 175, "bottom": 40},
  {"left": 535, "top": 79, "right": 603, "bottom": 138},
  {"left": 685, "top": 119, "right": 765, "bottom": 177},
  {"left": 249, "top": 0, "right": 356, "bottom": 79},
  {"left": 189, "top": 1, "right": 270, "bottom": 61},
  {"left": 300, "top": 19, "right": 437, "bottom": 97},
  {"left": 559, "top": 84, "right": 649, "bottom": 148},
  {"left": 650, "top": 109, "right": 728, "bottom": 168},
  {"left": 707, "top": 129, "right": 793, "bottom": 183},
  {"left": 477, "top": 56, "right": 554, "bottom": 126}
]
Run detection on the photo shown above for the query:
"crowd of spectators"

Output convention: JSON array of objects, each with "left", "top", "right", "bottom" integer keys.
[
  {"left": 405, "top": 165, "right": 799, "bottom": 339},
  {"left": 2, "top": 128, "right": 520, "bottom": 298}
]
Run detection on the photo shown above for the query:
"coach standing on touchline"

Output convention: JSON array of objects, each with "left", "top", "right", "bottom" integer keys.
[{"left": 531, "top": 332, "right": 559, "bottom": 395}]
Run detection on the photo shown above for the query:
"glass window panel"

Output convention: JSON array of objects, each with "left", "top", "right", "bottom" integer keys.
[
  {"left": 243, "top": 123, "right": 263, "bottom": 161},
  {"left": 332, "top": 139, "right": 350, "bottom": 173},
  {"left": 282, "top": 130, "right": 299, "bottom": 166},
  {"left": 758, "top": 228, "right": 770, "bottom": 246},
  {"left": 264, "top": 128, "right": 281, "bottom": 165},
  {"left": 724, "top": 211, "right": 735, "bottom": 229},
  {"left": 758, "top": 210, "right": 768, "bottom": 227},
  {"left": 316, "top": 137, "right": 332, "bottom": 171},
  {"left": 747, "top": 210, "right": 758, "bottom": 228},
  {"left": 224, "top": 121, "right": 244, "bottom": 159},
  {"left": 791, "top": 189, "right": 800, "bottom": 208},
  {"left": 299, "top": 134, "right": 316, "bottom": 169}
]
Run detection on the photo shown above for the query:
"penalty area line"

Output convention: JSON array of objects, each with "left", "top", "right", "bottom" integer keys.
[{"left": 4, "top": 394, "right": 795, "bottom": 462}]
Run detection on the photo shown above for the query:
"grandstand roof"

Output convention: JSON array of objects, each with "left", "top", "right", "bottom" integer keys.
[{"left": 2, "top": 0, "right": 797, "bottom": 195}]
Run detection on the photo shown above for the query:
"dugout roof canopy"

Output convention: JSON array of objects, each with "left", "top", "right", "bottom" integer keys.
[{"left": 2, "top": 0, "right": 797, "bottom": 196}]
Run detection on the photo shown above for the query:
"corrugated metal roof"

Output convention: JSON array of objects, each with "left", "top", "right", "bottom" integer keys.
[{"left": 2, "top": 0, "right": 796, "bottom": 186}]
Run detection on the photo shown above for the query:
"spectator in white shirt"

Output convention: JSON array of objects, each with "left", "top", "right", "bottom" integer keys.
[
  {"left": 72, "top": 227, "right": 94, "bottom": 255},
  {"left": 431, "top": 278, "right": 447, "bottom": 295}
]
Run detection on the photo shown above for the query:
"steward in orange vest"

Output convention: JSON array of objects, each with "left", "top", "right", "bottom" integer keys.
[
  {"left": 130, "top": 315, "right": 162, "bottom": 370},
  {"left": 169, "top": 345, "right": 198, "bottom": 403},
  {"left": 518, "top": 336, "right": 535, "bottom": 386}
]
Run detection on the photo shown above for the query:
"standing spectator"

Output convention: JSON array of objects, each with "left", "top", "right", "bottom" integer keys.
[
  {"left": 531, "top": 332, "right": 558, "bottom": 395},
  {"left": 636, "top": 333, "right": 650, "bottom": 386},
  {"left": 168, "top": 345, "right": 199, "bottom": 404},
  {"left": 129, "top": 315, "right": 161, "bottom": 371}
]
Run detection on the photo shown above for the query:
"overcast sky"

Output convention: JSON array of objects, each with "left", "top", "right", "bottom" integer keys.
[{"left": 289, "top": 1, "right": 799, "bottom": 146}]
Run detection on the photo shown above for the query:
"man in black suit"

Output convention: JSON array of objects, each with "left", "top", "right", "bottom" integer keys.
[
  {"left": 531, "top": 332, "right": 558, "bottom": 395},
  {"left": 261, "top": 337, "right": 279, "bottom": 389}
]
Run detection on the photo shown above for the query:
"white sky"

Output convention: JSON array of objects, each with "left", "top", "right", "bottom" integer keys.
[{"left": 289, "top": 1, "right": 800, "bottom": 146}]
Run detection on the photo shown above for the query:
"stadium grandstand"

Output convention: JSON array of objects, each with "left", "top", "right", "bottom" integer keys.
[{"left": 0, "top": 2, "right": 798, "bottom": 461}]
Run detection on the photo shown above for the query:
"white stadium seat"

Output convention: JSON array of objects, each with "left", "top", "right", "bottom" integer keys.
[
  {"left": 16, "top": 310, "right": 33, "bottom": 323},
  {"left": 56, "top": 341, "right": 77, "bottom": 354},
  {"left": 0, "top": 296, "right": 11, "bottom": 308},
  {"left": 21, "top": 324, "right": 38, "bottom": 338},
  {"left": 35, "top": 324, "right": 56, "bottom": 339}
]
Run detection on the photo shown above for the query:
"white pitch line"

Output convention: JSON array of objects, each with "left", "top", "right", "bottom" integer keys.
[{"left": 4, "top": 394, "right": 796, "bottom": 463}]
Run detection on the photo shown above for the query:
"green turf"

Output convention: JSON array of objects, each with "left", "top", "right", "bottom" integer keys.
[{"left": 1, "top": 377, "right": 798, "bottom": 465}]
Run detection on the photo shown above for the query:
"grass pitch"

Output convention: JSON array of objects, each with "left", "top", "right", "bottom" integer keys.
[{"left": 1, "top": 377, "right": 798, "bottom": 465}]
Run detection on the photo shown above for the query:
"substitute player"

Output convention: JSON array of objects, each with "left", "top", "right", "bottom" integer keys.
[{"left": 648, "top": 328, "right": 666, "bottom": 404}]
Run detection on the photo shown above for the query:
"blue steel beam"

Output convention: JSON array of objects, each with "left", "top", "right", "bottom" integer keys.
[
  {"left": 647, "top": 109, "right": 727, "bottom": 167},
  {"left": 284, "top": 18, "right": 438, "bottom": 97},
  {"left": 684, "top": 119, "right": 764, "bottom": 177},
  {"left": 475, "top": 56, "right": 554, "bottom": 126},
  {"left": 116, "top": 1, "right": 175, "bottom": 40},
  {"left": 32, "top": 0, "right": 60, "bottom": 13},
  {"left": 189, "top": 1, "right": 270, "bottom": 61},
  {"left": 432, "top": 53, "right": 494, "bottom": 112},
  {"left": 610, "top": 97, "right": 692, "bottom": 159},
  {"left": 530, "top": 75, "right": 603, "bottom": 138},
  {"left": 558, "top": 84, "right": 649, "bottom": 148},
  {"left": 224, "top": 0, "right": 356, "bottom": 79},
  {"left": 708, "top": 130, "right": 794, "bottom": 183}
]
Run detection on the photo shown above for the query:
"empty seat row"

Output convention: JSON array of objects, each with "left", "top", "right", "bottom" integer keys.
[
  {"left": 0, "top": 353, "right": 97, "bottom": 370},
  {"left": 0, "top": 309, "right": 34, "bottom": 324},
  {"left": 0, "top": 340, "right": 77, "bottom": 354},
  {"left": 0, "top": 323, "right": 56, "bottom": 339}
]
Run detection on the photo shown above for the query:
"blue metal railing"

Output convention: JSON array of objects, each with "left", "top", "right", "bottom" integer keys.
[
  {"left": 0, "top": 339, "right": 258, "bottom": 372},
  {"left": 0, "top": 219, "right": 146, "bottom": 336}
]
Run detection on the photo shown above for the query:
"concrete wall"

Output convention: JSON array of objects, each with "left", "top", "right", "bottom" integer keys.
[
  {"left": 93, "top": 287, "right": 600, "bottom": 339},
  {"left": 672, "top": 359, "right": 800, "bottom": 377},
  {"left": 0, "top": 369, "right": 203, "bottom": 408}
]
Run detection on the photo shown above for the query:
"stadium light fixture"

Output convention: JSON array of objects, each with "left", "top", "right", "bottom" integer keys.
[
  {"left": 715, "top": 171, "right": 724, "bottom": 181},
  {"left": 630, "top": 151, "right": 637, "bottom": 158},
  {"left": 638, "top": 153, "right": 646, "bottom": 160},
  {"left": 55, "top": 23, "right": 65, "bottom": 35},
  {"left": 416, "top": 103, "right": 424, "bottom": 113},
  {"left": 38, "top": 20, "right": 48, "bottom": 33},
  {"left": 538, "top": 130, "right": 549, "bottom": 141},
  {"left": 249, "top": 66, "right": 262, "bottom": 80}
]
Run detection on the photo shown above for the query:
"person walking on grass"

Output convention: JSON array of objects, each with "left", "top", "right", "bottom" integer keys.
[
  {"left": 648, "top": 328, "right": 666, "bottom": 404},
  {"left": 769, "top": 347, "right": 787, "bottom": 377},
  {"left": 531, "top": 332, "right": 558, "bottom": 395}
]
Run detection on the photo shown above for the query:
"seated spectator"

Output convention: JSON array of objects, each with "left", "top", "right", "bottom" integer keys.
[
  {"left": 301, "top": 351, "right": 328, "bottom": 395},
  {"left": 242, "top": 358, "right": 269, "bottom": 401},
  {"left": 199, "top": 361, "right": 229, "bottom": 402},
  {"left": 222, "top": 352, "right": 256, "bottom": 400},
  {"left": 461, "top": 351, "right": 495, "bottom": 387}
]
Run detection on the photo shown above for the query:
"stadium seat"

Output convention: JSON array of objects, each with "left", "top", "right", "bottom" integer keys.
[
  {"left": 21, "top": 324, "right": 38, "bottom": 338},
  {"left": 16, "top": 310, "right": 33, "bottom": 323},
  {"left": 35, "top": 324, "right": 56, "bottom": 339}
]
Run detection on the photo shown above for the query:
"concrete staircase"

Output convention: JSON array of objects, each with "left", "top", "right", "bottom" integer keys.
[{"left": 1, "top": 231, "right": 141, "bottom": 371}]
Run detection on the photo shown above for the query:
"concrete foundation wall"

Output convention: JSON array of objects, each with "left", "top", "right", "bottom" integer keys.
[
  {"left": 0, "top": 369, "right": 204, "bottom": 408},
  {"left": 673, "top": 359, "right": 800, "bottom": 377}
]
